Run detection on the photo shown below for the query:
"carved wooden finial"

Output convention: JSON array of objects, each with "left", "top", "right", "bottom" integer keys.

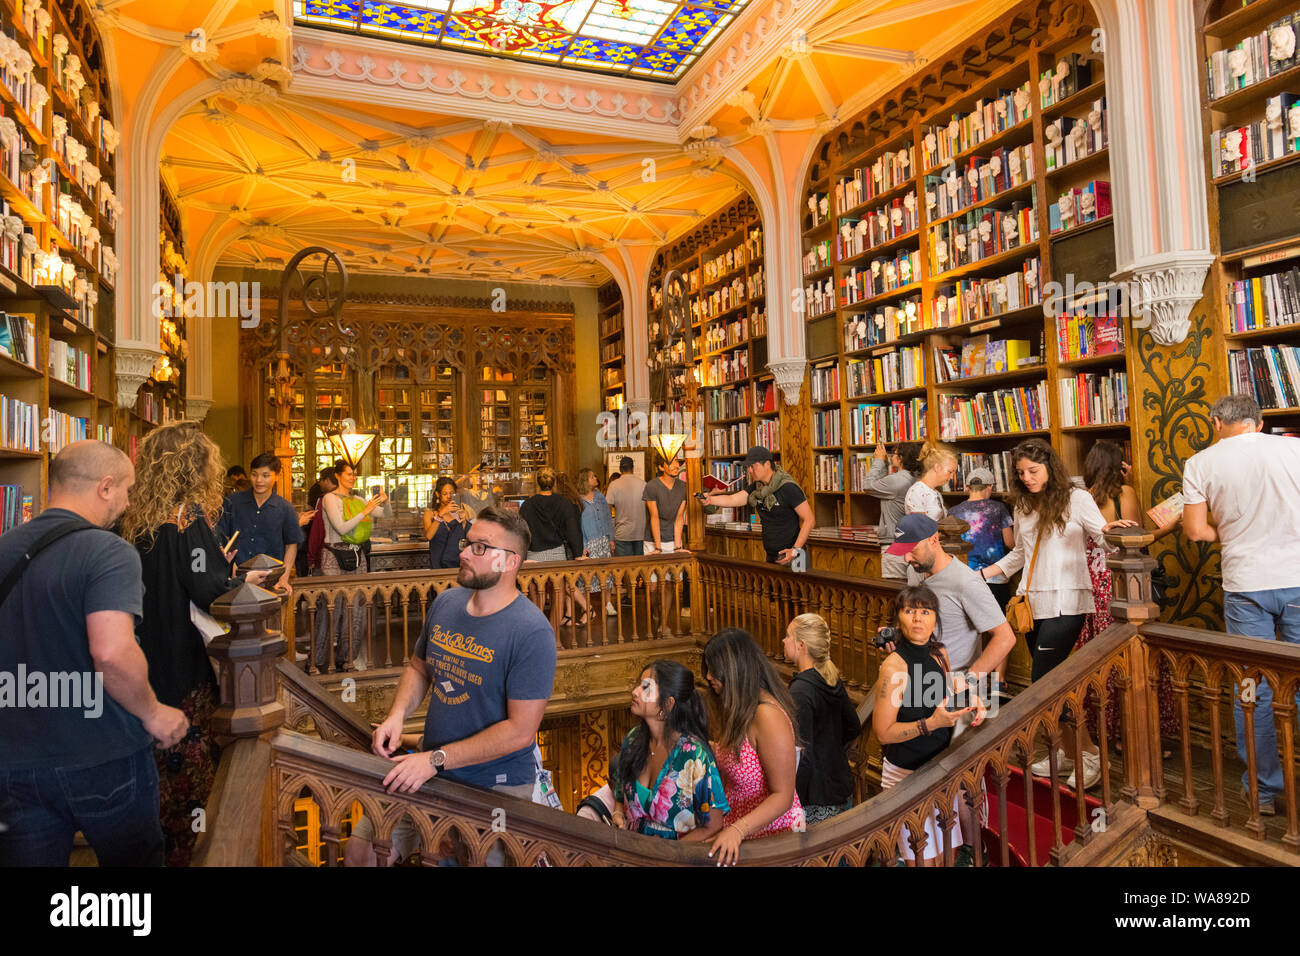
[
  {"left": 937, "top": 513, "right": 971, "bottom": 560},
  {"left": 1104, "top": 527, "right": 1160, "bottom": 623},
  {"left": 208, "top": 581, "right": 287, "bottom": 741}
]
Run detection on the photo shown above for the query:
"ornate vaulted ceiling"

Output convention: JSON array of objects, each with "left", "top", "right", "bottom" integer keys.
[{"left": 132, "top": 0, "right": 1013, "bottom": 284}]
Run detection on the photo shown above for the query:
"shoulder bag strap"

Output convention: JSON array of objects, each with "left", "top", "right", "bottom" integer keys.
[
  {"left": 0, "top": 519, "right": 98, "bottom": 611},
  {"left": 1023, "top": 528, "right": 1043, "bottom": 591}
]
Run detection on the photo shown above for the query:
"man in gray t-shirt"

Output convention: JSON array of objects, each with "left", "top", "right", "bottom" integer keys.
[
  {"left": 605, "top": 457, "right": 646, "bottom": 556},
  {"left": 642, "top": 458, "right": 687, "bottom": 551}
]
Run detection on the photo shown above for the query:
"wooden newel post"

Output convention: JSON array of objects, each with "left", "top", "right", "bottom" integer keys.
[
  {"left": 207, "top": 580, "right": 287, "bottom": 741},
  {"left": 937, "top": 513, "right": 971, "bottom": 562},
  {"left": 1104, "top": 527, "right": 1160, "bottom": 623}
]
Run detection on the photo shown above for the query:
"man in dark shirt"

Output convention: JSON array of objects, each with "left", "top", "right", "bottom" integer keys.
[
  {"left": 0, "top": 440, "right": 188, "bottom": 866},
  {"left": 701, "top": 445, "right": 813, "bottom": 564},
  {"left": 217, "top": 451, "right": 302, "bottom": 594}
]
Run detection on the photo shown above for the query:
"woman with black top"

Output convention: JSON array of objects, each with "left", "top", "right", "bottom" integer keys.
[
  {"left": 784, "top": 613, "right": 860, "bottom": 822},
  {"left": 520, "top": 467, "right": 586, "bottom": 623},
  {"left": 873, "top": 585, "right": 983, "bottom": 865},
  {"left": 423, "top": 476, "right": 471, "bottom": 569},
  {"left": 119, "top": 422, "right": 272, "bottom": 867}
]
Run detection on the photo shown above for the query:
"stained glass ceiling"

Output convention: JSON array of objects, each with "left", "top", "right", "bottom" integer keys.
[{"left": 295, "top": 0, "right": 753, "bottom": 81}]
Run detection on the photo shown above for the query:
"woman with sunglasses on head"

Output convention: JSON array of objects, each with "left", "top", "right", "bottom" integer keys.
[
  {"left": 703, "top": 628, "right": 803, "bottom": 866},
  {"left": 979, "top": 438, "right": 1135, "bottom": 789},
  {"left": 874, "top": 585, "right": 984, "bottom": 865},
  {"left": 610, "top": 660, "right": 729, "bottom": 840},
  {"left": 904, "top": 440, "right": 958, "bottom": 521}
]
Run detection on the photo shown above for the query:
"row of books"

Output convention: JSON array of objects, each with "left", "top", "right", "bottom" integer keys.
[
  {"left": 754, "top": 379, "right": 778, "bottom": 413},
  {"left": 866, "top": 346, "right": 926, "bottom": 393},
  {"left": 804, "top": 239, "right": 831, "bottom": 276},
  {"left": 0, "top": 483, "right": 33, "bottom": 533},
  {"left": 599, "top": 310, "right": 622, "bottom": 338},
  {"left": 698, "top": 279, "right": 747, "bottom": 322},
  {"left": 600, "top": 340, "right": 622, "bottom": 363},
  {"left": 837, "top": 194, "right": 920, "bottom": 260},
  {"left": 934, "top": 337, "right": 1035, "bottom": 382},
  {"left": 813, "top": 452, "right": 843, "bottom": 491},
  {"left": 813, "top": 408, "right": 840, "bottom": 447},
  {"left": 705, "top": 383, "right": 751, "bottom": 420},
  {"left": 753, "top": 417, "right": 779, "bottom": 451},
  {"left": 1205, "top": 12, "right": 1300, "bottom": 101},
  {"left": 0, "top": 393, "right": 38, "bottom": 450},
  {"left": 922, "top": 82, "right": 1033, "bottom": 171},
  {"left": 0, "top": 312, "right": 35, "bottom": 367},
  {"left": 747, "top": 267, "right": 765, "bottom": 300},
  {"left": 1059, "top": 371, "right": 1130, "bottom": 427},
  {"left": 0, "top": 51, "right": 46, "bottom": 136},
  {"left": 703, "top": 243, "right": 750, "bottom": 284},
  {"left": 46, "top": 409, "right": 89, "bottom": 453},
  {"left": 1040, "top": 53, "right": 1095, "bottom": 108},
  {"left": 930, "top": 259, "right": 1041, "bottom": 327},
  {"left": 844, "top": 298, "right": 924, "bottom": 352},
  {"left": 1057, "top": 310, "right": 1123, "bottom": 361},
  {"left": 1211, "top": 94, "right": 1300, "bottom": 178},
  {"left": 1225, "top": 266, "right": 1300, "bottom": 332},
  {"left": 1228, "top": 345, "right": 1300, "bottom": 410},
  {"left": 709, "top": 422, "right": 754, "bottom": 457},
  {"left": 923, "top": 143, "right": 1036, "bottom": 221},
  {"left": 48, "top": 339, "right": 91, "bottom": 390},
  {"left": 837, "top": 147, "right": 914, "bottom": 211},
  {"left": 808, "top": 524, "right": 883, "bottom": 545},
  {"left": 1049, "top": 180, "right": 1112, "bottom": 233},
  {"left": 1044, "top": 104, "right": 1108, "bottom": 171},
  {"left": 701, "top": 348, "right": 749, "bottom": 387},
  {"left": 810, "top": 362, "right": 840, "bottom": 404},
  {"left": 929, "top": 200, "right": 1038, "bottom": 274},
  {"left": 956, "top": 452, "right": 1016, "bottom": 493},
  {"left": 846, "top": 398, "right": 927, "bottom": 445},
  {"left": 701, "top": 315, "right": 748, "bottom": 354},
  {"left": 839, "top": 248, "right": 921, "bottom": 305},
  {"left": 0, "top": 199, "right": 35, "bottom": 283},
  {"left": 0, "top": 109, "right": 42, "bottom": 212},
  {"left": 805, "top": 276, "right": 836, "bottom": 317},
  {"left": 938, "top": 381, "right": 1049, "bottom": 438}
]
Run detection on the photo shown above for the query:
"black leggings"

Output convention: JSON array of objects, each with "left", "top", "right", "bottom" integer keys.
[{"left": 1027, "top": 614, "right": 1087, "bottom": 683}]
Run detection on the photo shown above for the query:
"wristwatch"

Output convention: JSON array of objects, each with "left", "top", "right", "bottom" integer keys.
[{"left": 428, "top": 749, "right": 447, "bottom": 771}]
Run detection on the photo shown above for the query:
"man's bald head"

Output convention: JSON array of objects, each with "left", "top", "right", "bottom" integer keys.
[{"left": 49, "top": 440, "right": 132, "bottom": 491}]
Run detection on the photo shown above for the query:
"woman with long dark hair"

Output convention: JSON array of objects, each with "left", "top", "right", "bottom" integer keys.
[
  {"left": 873, "top": 585, "right": 982, "bottom": 865},
  {"left": 423, "top": 476, "right": 470, "bottom": 569},
  {"left": 703, "top": 628, "right": 803, "bottom": 865},
  {"left": 861, "top": 440, "right": 923, "bottom": 578},
  {"left": 980, "top": 438, "right": 1134, "bottom": 788},
  {"left": 120, "top": 422, "right": 272, "bottom": 866},
  {"left": 611, "top": 661, "right": 729, "bottom": 840}
]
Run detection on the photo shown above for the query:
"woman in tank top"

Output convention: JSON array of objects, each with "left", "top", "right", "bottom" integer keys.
[{"left": 702, "top": 628, "right": 803, "bottom": 866}]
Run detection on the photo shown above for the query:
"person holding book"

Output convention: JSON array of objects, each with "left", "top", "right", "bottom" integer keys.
[
  {"left": 904, "top": 439, "right": 957, "bottom": 521},
  {"left": 215, "top": 450, "right": 301, "bottom": 594},
  {"left": 1182, "top": 394, "right": 1300, "bottom": 815},
  {"left": 700, "top": 445, "right": 812, "bottom": 565},
  {"left": 859, "top": 441, "right": 922, "bottom": 579},
  {"left": 978, "top": 437, "right": 1136, "bottom": 789}
]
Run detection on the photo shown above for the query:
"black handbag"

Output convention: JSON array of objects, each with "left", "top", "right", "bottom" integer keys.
[{"left": 326, "top": 544, "right": 360, "bottom": 573}]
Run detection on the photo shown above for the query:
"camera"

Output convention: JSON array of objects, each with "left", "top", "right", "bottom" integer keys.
[
  {"left": 946, "top": 687, "right": 972, "bottom": 711},
  {"left": 874, "top": 626, "right": 900, "bottom": 650}
]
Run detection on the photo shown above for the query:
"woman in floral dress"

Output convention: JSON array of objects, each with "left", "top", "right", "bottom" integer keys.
[{"left": 612, "top": 661, "right": 729, "bottom": 840}]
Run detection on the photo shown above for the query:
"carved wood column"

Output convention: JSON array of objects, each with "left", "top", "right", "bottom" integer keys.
[
  {"left": 579, "top": 709, "right": 610, "bottom": 799},
  {"left": 207, "top": 581, "right": 288, "bottom": 742}
]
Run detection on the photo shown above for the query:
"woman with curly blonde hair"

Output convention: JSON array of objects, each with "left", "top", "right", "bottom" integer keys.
[{"left": 120, "top": 422, "right": 271, "bottom": 866}]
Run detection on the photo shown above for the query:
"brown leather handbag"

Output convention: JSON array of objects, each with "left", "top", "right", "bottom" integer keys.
[{"left": 1004, "top": 533, "right": 1042, "bottom": 636}]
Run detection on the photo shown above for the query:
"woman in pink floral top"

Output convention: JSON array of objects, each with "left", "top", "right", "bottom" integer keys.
[{"left": 611, "top": 661, "right": 729, "bottom": 841}]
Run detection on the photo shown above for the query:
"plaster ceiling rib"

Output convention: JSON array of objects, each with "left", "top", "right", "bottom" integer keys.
[
  {"left": 222, "top": 110, "right": 323, "bottom": 157},
  {"left": 793, "top": 54, "right": 838, "bottom": 119},
  {"left": 758, "top": 54, "right": 795, "bottom": 120},
  {"left": 814, "top": 42, "right": 916, "bottom": 63},
  {"left": 802, "top": 0, "right": 915, "bottom": 46},
  {"left": 175, "top": 173, "right": 249, "bottom": 197}
]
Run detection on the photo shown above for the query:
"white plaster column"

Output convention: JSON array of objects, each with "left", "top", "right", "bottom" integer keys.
[
  {"left": 609, "top": 241, "right": 658, "bottom": 414},
  {"left": 1093, "top": 0, "right": 1216, "bottom": 345}
]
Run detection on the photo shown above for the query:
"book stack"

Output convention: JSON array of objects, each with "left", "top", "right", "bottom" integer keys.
[
  {"left": 1059, "top": 371, "right": 1130, "bottom": 426},
  {"left": 813, "top": 407, "right": 841, "bottom": 446},
  {"left": 706, "top": 384, "right": 751, "bottom": 420},
  {"left": 922, "top": 82, "right": 1033, "bottom": 169},
  {"left": 845, "top": 357, "right": 876, "bottom": 397},
  {"left": 1205, "top": 13, "right": 1300, "bottom": 101},
  {"left": 843, "top": 297, "right": 924, "bottom": 351},
  {"left": 0, "top": 312, "right": 35, "bottom": 367},
  {"left": 836, "top": 146, "right": 914, "bottom": 211},
  {"left": 1211, "top": 93, "right": 1300, "bottom": 178},
  {"left": 703, "top": 348, "right": 748, "bottom": 386},
  {"left": 46, "top": 409, "right": 90, "bottom": 452},
  {"left": 957, "top": 452, "right": 1015, "bottom": 492},
  {"left": 931, "top": 259, "right": 1041, "bottom": 327},
  {"left": 0, "top": 393, "right": 39, "bottom": 450},
  {"left": 869, "top": 346, "right": 926, "bottom": 393},
  {"left": 1056, "top": 310, "right": 1123, "bottom": 360},
  {"left": 847, "top": 398, "right": 927, "bottom": 444},
  {"left": 1228, "top": 345, "right": 1300, "bottom": 409},
  {"left": 709, "top": 422, "right": 750, "bottom": 457},
  {"left": 48, "top": 340, "right": 92, "bottom": 390},
  {"left": 836, "top": 194, "right": 921, "bottom": 260},
  {"left": 929, "top": 198, "right": 1038, "bottom": 273},
  {"left": 924, "top": 143, "right": 1035, "bottom": 220},
  {"left": 1043, "top": 101, "right": 1108, "bottom": 170},
  {"left": 1049, "top": 181, "right": 1111, "bottom": 233},
  {"left": 746, "top": 267, "right": 765, "bottom": 299},
  {"left": 753, "top": 417, "right": 779, "bottom": 451},
  {"left": 1, "top": 483, "right": 33, "bottom": 532},
  {"left": 814, "top": 452, "right": 843, "bottom": 491},
  {"left": 1225, "top": 266, "right": 1300, "bottom": 331},
  {"left": 810, "top": 361, "right": 841, "bottom": 403},
  {"left": 1039, "top": 53, "right": 1094, "bottom": 108},
  {"left": 840, "top": 248, "right": 921, "bottom": 304},
  {"left": 938, "top": 382, "right": 1049, "bottom": 438}
]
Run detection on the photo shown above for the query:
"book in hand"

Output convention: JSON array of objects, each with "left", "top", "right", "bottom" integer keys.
[
  {"left": 1147, "top": 492, "right": 1184, "bottom": 529},
  {"left": 701, "top": 474, "right": 737, "bottom": 492}
]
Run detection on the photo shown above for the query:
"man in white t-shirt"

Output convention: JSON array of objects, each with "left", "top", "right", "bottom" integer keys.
[{"left": 1183, "top": 393, "right": 1300, "bottom": 815}]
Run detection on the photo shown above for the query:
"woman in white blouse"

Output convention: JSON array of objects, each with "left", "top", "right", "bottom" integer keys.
[
  {"left": 904, "top": 440, "right": 957, "bottom": 521},
  {"left": 979, "top": 439, "right": 1134, "bottom": 788}
]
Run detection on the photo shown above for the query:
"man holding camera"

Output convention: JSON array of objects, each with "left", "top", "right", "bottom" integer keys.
[{"left": 700, "top": 445, "right": 813, "bottom": 565}]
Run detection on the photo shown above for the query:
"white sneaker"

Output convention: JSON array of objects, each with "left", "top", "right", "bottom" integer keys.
[
  {"left": 1065, "top": 750, "right": 1101, "bottom": 790},
  {"left": 1030, "top": 749, "right": 1074, "bottom": 777},
  {"left": 606, "top": 601, "right": 618, "bottom": 616}
]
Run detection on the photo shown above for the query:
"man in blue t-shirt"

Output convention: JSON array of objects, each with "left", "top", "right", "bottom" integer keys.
[
  {"left": 0, "top": 441, "right": 188, "bottom": 866},
  {"left": 373, "top": 506, "right": 556, "bottom": 799}
]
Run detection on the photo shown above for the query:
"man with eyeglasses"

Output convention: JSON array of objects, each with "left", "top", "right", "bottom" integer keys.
[{"left": 373, "top": 506, "right": 557, "bottom": 812}]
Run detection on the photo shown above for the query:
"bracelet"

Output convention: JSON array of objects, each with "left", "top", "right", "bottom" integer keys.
[
  {"left": 728, "top": 822, "right": 746, "bottom": 839},
  {"left": 918, "top": 718, "right": 929, "bottom": 737}
]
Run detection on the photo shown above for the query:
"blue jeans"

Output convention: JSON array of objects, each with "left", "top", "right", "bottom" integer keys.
[
  {"left": 1224, "top": 587, "right": 1300, "bottom": 801},
  {"left": 0, "top": 746, "right": 164, "bottom": 866}
]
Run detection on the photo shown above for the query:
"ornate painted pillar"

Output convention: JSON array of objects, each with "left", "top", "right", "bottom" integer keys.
[{"left": 1094, "top": 0, "right": 1226, "bottom": 626}]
